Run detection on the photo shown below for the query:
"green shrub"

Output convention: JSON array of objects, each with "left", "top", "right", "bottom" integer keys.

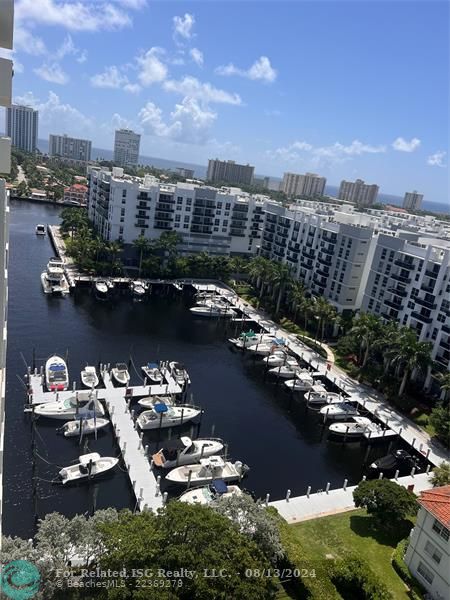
[
  {"left": 391, "top": 539, "right": 426, "bottom": 600},
  {"left": 331, "top": 554, "right": 393, "bottom": 600}
]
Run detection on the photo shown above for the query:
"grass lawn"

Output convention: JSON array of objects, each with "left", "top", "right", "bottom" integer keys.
[{"left": 289, "top": 509, "right": 413, "bottom": 599}]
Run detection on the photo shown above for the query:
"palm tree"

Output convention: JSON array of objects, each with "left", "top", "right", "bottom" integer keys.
[
  {"left": 153, "top": 231, "right": 182, "bottom": 264},
  {"left": 310, "top": 296, "right": 336, "bottom": 342},
  {"left": 270, "top": 263, "right": 292, "bottom": 316},
  {"left": 373, "top": 321, "right": 401, "bottom": 374},
  {"left": 133, "top": 235, "right": 151, "bottom": 276},
  {"left": 105, "top": 240, "right": 123, "bottom": 275},
  {"left": 437, "top": 372, "right": 450, "bottom": 401},
  {"left": 390, "top": 329, "right": 433, "bottom": 396},
  {"left": 248, "top": 256, "right": 269, "bottom": 296},
  {"left": 288, "top": 281, "right": 305, "bottom": 322},
  {"left": 229, "top": 256, "right": 248, "bottom": 276},
  {"left": 349, "top": 313, "right": 382, "bottom": 367}
]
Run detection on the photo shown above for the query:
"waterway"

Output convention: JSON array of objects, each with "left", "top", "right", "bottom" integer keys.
[{"left": 4, "top": 200, "right": 397, "bottom": 539}]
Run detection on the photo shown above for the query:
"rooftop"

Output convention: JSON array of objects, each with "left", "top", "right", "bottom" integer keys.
[{"left": 418, "top": 485, "right": 450, "bottom": 527}]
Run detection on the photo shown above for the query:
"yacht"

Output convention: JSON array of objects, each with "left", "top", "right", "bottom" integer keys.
[
  {"left": 319, "top": 402, "right": 359, "bottom": 420},
  {"left": 328, "top": 416, "right": 372, "bottom": 439},
  {"left": 80, "top": 366, "right": 99, "bottom": 388},
  {"left": 190, "top": 304, "right": 236, "bottom": 318},
  {"left": 262, "top": 351, "right": 292, "bottom": 367},
  {"left": 268, "top": 363, "right": 302, "bottom": 379},
  {"left": 34, "top": 393, "right": 105, "bottom": 420},
  {"left": 61, "top": 417, "right": 110, "bottom": 437},
  {"left": 94, "top": 279, "right": 109, "bottom": 300},
  {"left": 166, "top": 456, "right": 249, "bottom": 486},
  {"left": 41, "top": 259, "right": 69, "bottom": 295},
  {"left": 137, "top": 403, "right": 201, "bottom": 430},
  {"left": 152, "top": 436, "right": 224, "bottom": 469},
  {"left": 130, "top": 280, "right": 148, "bottom": 300},
  {"left": 35, "top": 224, "right": 46, "bottom": 235},
  {"left": 305, "top": 385, "right": 342, "bottom": 406},
  {"left": 229, "top": 331, "right": 275, "bottom": 349},
  {"left": 284, "top": 372, "right": 315, "bottom": 391},
  {"left": 246, "top": 338, "right": 286, "bottom": 356},
  {"left": 58, "top": 453, "right": 118, "bottom": 484},
  {"left": 45, "top": 355, "right": 69, "bottom": 391},
  {"left": 141, "top": 362, "right": 163, "bottom": 383},
  {"left": 111, "top": 363, "right": 130, "bottom": 386},
  {"left": 178, "top": 480, "right": 242, "bottom": 505},
  {"left": 169, "top": 362, "right": 190, "bottom": 385}
]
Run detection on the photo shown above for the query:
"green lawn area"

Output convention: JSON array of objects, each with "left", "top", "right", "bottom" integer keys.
[{"left": 289, "top": 509, "right": 413, "bottom": 599}]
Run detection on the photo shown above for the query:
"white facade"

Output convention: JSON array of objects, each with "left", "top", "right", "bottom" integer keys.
[
  {"left": 403, "top": 191, "right": 424, "bottom": 211},
  {"left": 338, "top": 179, "right": 379, "bottom": 207},
  {"left": 49, "top": 134, "right": 92, "bottom": 163},
  {"left": 280, "top": 172, "right": 326, "bottom": 198},
  {"left": 6, "top": 104, "right": 38, "bottom": 153},
  {"left": 113, "top": 129, "right": 140, "bottom": 168}
]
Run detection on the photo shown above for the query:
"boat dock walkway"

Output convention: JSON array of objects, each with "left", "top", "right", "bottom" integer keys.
[{"left": 269, "top": 472, "right": 433, "bottom": 523}]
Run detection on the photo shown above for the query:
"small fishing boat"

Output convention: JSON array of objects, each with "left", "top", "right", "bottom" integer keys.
[
  {"left": 166, "top": 456, "right": 249, "bottom": 486},
  {"left": 61, "top": 417, "right": 110, "bottom": 437},
  {"left": 369, "top": 449, "right": 421, "bottom": 474},
  {"left": 80, "top": 366, "right": 99, "bottom": 388},
  {"left": 94, "top": 279, "right": 109, "bottom": 300},
  {"left": 178, "top": 480, "right": 242, "bottom": 505},
  {"left": 262, "top": 351, "right": 292, "bottom": 367},
  {"left": 229, "top": 331, "right": 275, "bottom": 349},
  {"left": 138, "top": 395, "right": 173, "bottom": 409},
  {"left": 246, "top": 338, "right": 286, "bottom": 356},
  {"left": 328, "top": 416, "right": 372, "bottom": 438},
  {"left": 190, "top": 304, "right": 235, "bottom": 318},
  {"left": 284, "top": 372, "right": 315, "bottom": 391},
  {"left": 35, "top": 224, "right": 46, "bottom": 235},
  {"left": 305, "top": 384, "right": 342, "bottom": 406},
  {"left": 319, "top": 402, "right": 359, "bottom": 420},
  {"left": 152, "top": 436, "right": 224, "bottom": 469},
  {"left": 268, "top": 364, "right": 302, "bottom": 379},
  {"left": 34, "top": 393, "right": 104, "bottom": 420},
  {"left": 130, "top": 280, "right": 148, "bottom": 299},
  {"left": 58, "top": 453, "right": 118, "bottom": 484},
  {"left": 45, "top": 355, "right": 69, "bottom": 391},
  {"left": 137, "top": 403, "right": 201, "bottom": 430},
  {"left": 141, "top": 362, "right": 163, "bottom": 383},
  {"left": 169, "top": 362, "right": 189, "bottom": 385},
  {"left": 111, "top": 363, "right": 130, "bottom": 386}
]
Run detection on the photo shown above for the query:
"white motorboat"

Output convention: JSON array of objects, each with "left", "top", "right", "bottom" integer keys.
[
  {"left": 284, "top": 372, "right": 315, "bottom": 391},
  {"left": 190, "top": 304, "right": 235, "bottom": 318},
  {"left": 137, "top": 403, "right": 201, "bottom": 430},
  {"left": 319, "top": 402, "right": 359, "bottom": 420},
  {"left": 169, "top": 362, "right": 189, "bottom": 385},
  {"left": 35, "top": 224, "right": 46, "bottom": 235},
  {"left": 80, "top": 366, "right": 99, "bottom": 388},
  {"left": 45, "top": 355, "right": 69, "bottom": 391},
  {"left": 166, "top": 456, "right": 249, "bottom": 486},
  {"left": 34, "top": 393, "right": 105, "bottom": 420},
  {"left": 41, "top": 260, "right": 69, "bottom": 295},
  {"left": 152, "top": 436, "right": 224, "bottom": 469},
  {"left": 141, "top": 362, "right": 163, "bottom": 383},
  {"left": 328, "top": 417, "right": 372, "bottom": 438},
  {"left": 111, "top": 363, "right": 130, "bottom": 386},
  {"left": 179, "top": 480, "right": 242, "bottom": 505},
  {"left": 305, "top": 385, "right": 342, "bottom": 406},
  {"left": 58, "top": 453, "right": 118, "bottom": 484},
  {"left": 137, "top": 395, "right": 173, "bottom": 409},
  {"left": 130, "top": 280, "right": 148, "bottom": 299},
  {"left": 262, "top": 351, "right": 292, "bottom": 367},
  {"left": 229, "top": 331, "right": 275, "bottom": 349},
  {"left": 94, "top": 279, "right": 109, "bottom": 300},
  {"left": 61, "top": 417, "right": 110, "bottom": 437},
  {"left": 268, "top": 364, "right": 302, "bottom": 379},
  {"left": 246, "top": 338, "right": 286, "bottom": 356}
]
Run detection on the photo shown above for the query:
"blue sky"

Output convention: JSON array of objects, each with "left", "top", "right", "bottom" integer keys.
[{"left": 1, "top": 0, "right": 448, "bottom": 202}]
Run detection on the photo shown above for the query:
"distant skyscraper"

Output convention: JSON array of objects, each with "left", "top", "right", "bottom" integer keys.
[
  {"left": 338, "top": 179, "right": 379, "bottom": 207},
  {"left": 113, "top": 129, "right": 140, "bottom": 168},
  {"left": 403, "top": 191, "right": 423, "bottom": 211},
  {"left": 49, "top": 133, "right": 92, "bottom": 164},
  {"left": 279, "top": 172, "right": 326, "bottom": 198},
  {"left": 6, "top": 104, "right": 38, "bottom": 153},
  {"left": 207, "top": 159, "right": 254, "bottom": 186}
]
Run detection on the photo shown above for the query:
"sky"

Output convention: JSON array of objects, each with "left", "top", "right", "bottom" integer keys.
[{"left": 1, "top": 0, "right": 448, "bottom": 202}]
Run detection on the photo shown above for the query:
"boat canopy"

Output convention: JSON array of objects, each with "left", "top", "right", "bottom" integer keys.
[
  {"left": 154, "top": 403, "right": 169, "bottom": 414},
  {"left": 147, "top": 362, "right": 159, "bottom": 369},
  {"left": 161, "top": 437, "right": 191, "bottom": 451},
  {"left": 115, "top": 363, "right": 128, "bottom": 371},
  {"left": 49, "top": 363, "right": 66, "bottom": 371},
  {"left": 211, "top": 479, "right": 228, "bottom": 494},
  {"left": 79, "top": 453, "right": 100, "bottom": 465}
]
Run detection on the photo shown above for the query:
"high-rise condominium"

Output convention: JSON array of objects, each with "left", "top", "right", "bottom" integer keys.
[
  {"left": 338, "top": 179, "right": 379, "bottom": 207},
  {"left": 49, "top": 134, "right": 92, "bottom": 164},
  {"left": 279, "top": 172, "right": 327, "bottom": 198},
  {"left": 113, "top": 129, "right": 140, "bottom": 168},
  {"left": 207, "top": 159, "right": 255, "bottom": 186},
  {"left": 6, "top": 104, "right": 38, "bottom": 153},
  {"left": 403, "top": 191, "right": 423, "bottom": 211}
]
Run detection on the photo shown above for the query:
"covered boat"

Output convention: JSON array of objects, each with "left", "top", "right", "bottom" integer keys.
[
  {"left": 34, "top": 393, "right": 105, "bottom": 420},
  {"left": 319, "top": 402, "right": 359, "bottom": 420},
  {"left": 152, "top": 436, "right": 224, "bottom": 469},
  {"left": 141, "top": 362, "right": 163, "bottom": 383},
  {"left": 165, "top": 456, "right": 249, "bottom": 486},
  {"left": 137, "top": 403, "right": 201, "bottom": 430},
  {"left": 178, "top": 479, "right": 242, "bottom": 505},
  {"left": 81, "top": 366, "right": 99, "bottom": 388},
  {"left": 111, "top": 363, "right": 130, "bottom": 386},
  {"left": 284, "top": 372, "right": 314, "bottom": 391},
  {"left": 369, "top": 449, "right": 421, "bottom": 474},
  {"left": 35, "top": 224, "right": 46, "bottom": 235},
  {"left": 45, "top": 355, "right": 69, "bottom": 391},
  {"left": 328, "top": 416, "right": 372, "bottom": 438},
  {"left": 229, "top": 331, "right": 275, "bottom": 349},
  {"left": 58, "top": 453, "right": 118, "bottom": 484},
  {"left": 61, "top": 417, "right": 110, "bottom": 437}
]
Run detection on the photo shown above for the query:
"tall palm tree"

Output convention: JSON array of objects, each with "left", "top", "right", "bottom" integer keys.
[
  {"left": 310, "top": 296, "right": 337, "bottom": 342},
  {"left": 349, "top": 313, "right": 382, "bottom": 367},
  {"left": 390, "top": 329, "right": 433, "bottom": 396},
  {"left": 373, "top": 321, "right": 401, "bottom": 374},
  {"left": 248, "top": 256, "right": 269, "bottom": 295},
  {"left": 270, "top": 263, "right": 292, "bottom": 316},
  {"left": 437, "top": 372, "right": 450, "bottom": 401},
  {"left": 153, "top": 231, "right": 182, "bottom": 264},
  {"left": 133, "top": 235, "right": 151, "bottom": 276},
  {"left": 288, "top": 281, "right": 305, "bottom": 322},
  {"left": 105, "top": 240, "right": 123, "bottom": 275}
]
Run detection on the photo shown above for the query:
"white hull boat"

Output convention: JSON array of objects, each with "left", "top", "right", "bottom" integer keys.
[
  {"left": 111, "top": 363, "right": 130, "bottom": 386},
  {"left": 229, "top": 332, "right": 275, "bottom": 349},
  {"left": 41, "top": 270, "right": 70, "bottom": 295},
  {"left": 34, "top": 394, "right": 105, "bottom": 420},
  {"left": 131, "top": 280, "right": 148, "bottom": 299},
  {"left": 268, "top": 365, "right": 302, "bottom": 379},
  {"left": 45, "top": 355, "right": 69, "bottom": 391},
  {"left": 81, "top": 366, "right": 99, "bottom": 388},
  {"left": 61, "top": 417, "right": 110, "bottom": 437},
  {"left": 169, "top": 362, "right": 189, "bottom": 385},
  {"left": 328, "top": 417, "right": 372, "bottom": 438},
  {"left": 138, "top": 395, "right": 173, "bottom": 409},
  {"left": 246, "top": 338, "right": 286, "bottom": 356},
  {"left": 95, "top": 280, "right": 109, "bottom": 299},
  {"left": 306, "top": 385, "right": 342, "bottom": 406},
  {"left": 262, "top": 351, "right": 292, "bottom": 367},
  {"left": 36, "top": 224, "right": 46, "bottom": 235},
  {"left": 137, "top": 403, "right": 201, "bottom": 430},
  {"left": 190, "top": 305, "right": 235, "bottom": 318},
  {"left": 166, "top": 456, "right": 248, "bottom": 486},
  {"left": 284, "top": 373, "right": 314, "bottom": 391},
  {"left": 152, "top": 436, "right": 224, "bottom": 469},
  {"left": 59, "top": 453, "right": 118, "bottom": 484},
  {"left": 319, "top": 402, "right": 359, "bottom": 420},
  {"left": 179, "top": 481, "right": 242, "bottom": 505},
  {"left": 141, "top": 363, "right": 163, "bottom": 383}
]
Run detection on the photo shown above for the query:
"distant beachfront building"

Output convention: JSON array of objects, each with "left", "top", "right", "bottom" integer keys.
[
  {"left": 279, "top": 172, "right": 326, "bottom": 198},
  {"left": 176, "top": 167, "right": 195, "bottom": 179},
  {"left": 49, "top": 134, "right": 92, "bottom": 164},
  {"left": 5, "top": 104, "right": 38, "bottom": 153},
  {"left": 252, "top": 176, "right": 270, "bottom": 190},
  {"left": 207, "top": 159, "right": 254, "bottom": 186},
  {"left": 403, "top": 190, "right": 424, "bottom": 211},
  {"left": 338, "top": 179, "right": 379, "bottom": 207},
  {"left": 113, "top": 129, "right": 141, "bottom": 168}
]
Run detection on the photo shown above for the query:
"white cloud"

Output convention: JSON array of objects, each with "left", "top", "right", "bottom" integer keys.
[
  {"left": 268, "top": 139, "right": 386, "bottom": 165},
  {"left": 216, "top": 56, "right": 277, "bottom": 83},
  {"left": 392, "top": 137, "right": 421, "bottom": 152},
  {"left": 314, "top": 140, "right": 386, "bottom": 158},
  {"left": 163, "top": 76, "right": 242, "bottom": 105},
  {"left": 14, "top": 25, "right": 46, "bottom": 55},
  {"left": 190, "top": 48, "right": 203, "bottom": 67},
  {"left": 90, "top": 66, "right": 141, "bottom": 93},
  {"left": 34, "top": 62, "right": 69, "bottom": 85},
  {"left": 427, "top": 151, "right": 447, "bottom": 168},
  {"left": 76, "top": 50, "right": 88, "bottom": 64},
  {"left": 136, "top": 48, "right": 168, "bottom": 86},
  {"left": 173, "top": 13, "right": 195, "bottom": 42}
]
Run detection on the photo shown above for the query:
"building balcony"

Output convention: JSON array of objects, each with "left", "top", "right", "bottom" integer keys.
[
  {"left": 300, "top": 260, "right": 313, "bottom": 270},
  {"left": 155, "top": 204, "right": 174, "bottom": 212},
  {"left": 435, "top": 354, "right": 450, "bottom": 367},
  {"left": 384, "top": 298, "right": 403, "bottom": 311},
  {"left": 411, "top": 311, "right": 433, "bottom": 324},
  {"left": 138, "top": 192, "right": 149, "bottom": 200},
  {"left": 302, "top": 248, "right": 315, "bottom": 259},
  {"left": 388, "top": 287, "right": 407, "bottom": 298},
  {"left": 391, "top": 273, "right": 411, "bottom": 284},
  {"left": 135, "top": 214, "right": 149, "bottom": 220},
  {"left": 286, "top": 255, "right": 297, "bottom": 263},
  {"left": 316, "top": 267, "right": 330, "bottom": 278},
  {"left": 322, "top": 232, "right": 336, "bottom": 243},
  {"left": 414, "top": 296, "right": 437, "bottom": 309},
  {"left": 159, "top": 195, "right": 174, "bottom": 203},
  {"left": 439, "top": 339, "right": 450, "bottom": 351},
  {"left": 274, "top": 239, "right": 287, "bottom": 249},
  {"left": 136, "top": 202, "right": 150, "bottom": 210},
  {"left": 381, "top": 312, "right": 396, "bottom": 321},
  {"left": 265, "top": 224, "right": 276, "bottom": 233},
  {"left": 442, "top": 324, "right": 450, "bottom": 334},
  {"left": 425, "top": 269, "right": 439, "bottom": 278},
  {"left": 276, "top": 229, "right": 289, "bottom": 238},
  {"left": 263, "top": 233, "right": 274, "bottom": 243},
  {"left": 394, "top": 259, "right": 415, "bottom": 270},
  {"left": 317, "top": 254, "right": 332, "bottom": 267},
  {"left": 420, "top": 283, "right": 435, "bottom": 293},
  {"left": 273, "top": 248, "right": 285, "bottom": 258},
  {"left": 135, "top": 223, "right": 149, "bottom": 229},
  {"left": 305, "top": 240, "right": 314, "bottom": 248},
  {"left": 288, "top": 243, "right": 300, "bottom": 253},
  {"left": 231, "top": 213, "right": 248, "bottom": 221},
  {"left": 320, "top": 245, "right": 334, "bottom": 256},
  {"left": 154, "top": 213, "right": 173, "bottom": 222},
  {"left": 312, "top": 276, "right": 326, "bottom": 288}
]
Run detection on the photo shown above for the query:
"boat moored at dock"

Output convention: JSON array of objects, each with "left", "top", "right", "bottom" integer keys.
[
  {"left": 80, "top": 366, "right": 99, "bottom": 388},
  {"left": 328, "top": 416, "right": 372, "bottom": 438},
  {"left": 166, "top": 456, "right": 249, "bottom": 486},
  {"left": 284, "top": 372, "right": 314, "bottom": 391},
  {"left": 305, "top": 384, "right": 342, "bottom": 406},
  {"left": 178, "top": 479, "right": 242, "bottom": 504},
  {"left": 33, "top": 393, "right": 105, "bottom": 420},
  {"left": 137, "top": 403, "right": 201, "bottom": 430},
  {"left": 169, "top": 362, "right": 189, "bottom": 386},
  {"left": 141, "top": 363, "right": 163, "bottom": 383},
  {"left": 35, "top": 224, "right": 46, "bottom": 235},
  {"left": 61, "top": 417, "right": 110, "bottom": 437},
  {"left": 58, "top": 453, "right": 118, "bottom": 484},
  {"left": 319, "top": 402, "right": 359, "bottom": 420},
  {"left": 45, "top": 355, "right": 69, "bottom": 391},
  {"left": 152, "top": 436, "right": 224, "bottom": 469},
  {"left": 111, "top": 363, "right": 130, "bottom": 386}
]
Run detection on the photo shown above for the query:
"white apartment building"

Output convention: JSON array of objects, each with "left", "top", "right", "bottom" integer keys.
[
  {"left": 0, "top": 0, "right": 13, "bottom": 540},
  {"left": 280, "top": 172, "right": 326, "bottom": 198},
  {"left": 206, "top": 159, "right": 255, "bottom": 186},
  {"left": 405, "top": 486, "right": 450, "bottom": 600},
  {"left": 49, "top": 133, "right": 92, "bottom": 164},
  {"left": 5, "top": 104, "right": 38, "bottom": 153},
  {"left": 338, "top": 178, "right": 379, "bottom": 207},
  {"left": 113, "top": 129, "right": 140, "bottom": 168},
  {"left": 403, "top": 190, "right": 424, "bottom": 211}
]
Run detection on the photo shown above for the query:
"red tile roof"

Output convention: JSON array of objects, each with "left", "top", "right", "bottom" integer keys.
[{"left": 418, "top": 485, "right": 450, "bottom": 527}]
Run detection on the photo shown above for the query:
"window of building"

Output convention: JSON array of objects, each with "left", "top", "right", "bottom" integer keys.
[
  {"left": 402, "top": 315, "right": 408, "bottom": 325},
  {"left": 184, "top": 216, "right": 190, "bottom": 223},
  {"left": 186, "top": 198, "right": 192, "bottom": 205},
  {"left": 223, "top": 220, "right": 228, "bottom": 226},
  {"left": 368, "top": 299, "right": 374, "bottom": 309},
  {"left": 432, "top": 519, "right": 450, "bottom": 541},
  {"left": 185, "top": 206, "right": 191, "bottom": 212},
  {"left": 213, "top": 227, "right": 219, "bottom": 232},
  {"left": 225, "top": 203, "right": 231, "bottom": 210},
  {"left": 407, "top": 301, "right": 415, "bottom": 309},
  {"left": 183, "top": 224, "right": 189, "bottom": 229},
  {"left": 175, "top": 214, "right": 181, "bottom": 222},
  {"left": 417, "top": 562, "right": 434, "bottom": 585},
  {"left": 224, "top": 211, "right": 229, "bottom": 217},
  {"left": 119, "top": 226, "right": 124, "bottom": 234},
  {"left": 120, "top": 217, "right": 124, "bottom": 223},
  {"left": 174, "top": 224, "right": 180, "bottom": 228},
  {"left": 121, "top": 199, "right": 126, "bottom": 204},
  {"left": 176, "top": 205, "right": 182, "bottom": 211},
  {"left": 214, "top": 219, "right": 220, "bottom": 226},
  {"left": 121, "top": 208, "right": 125, "bottom": 216},
  {"left": 122, "top": 190, "right": 127, "bottom": 197},
  {"left": 424, "top": 540, "right": 442, "bottom": 564},
  {"left": 411, "top": 288, "right": 418, "bottom": 297},
  {"left": 222, "top": 227, "right": 227, "bottom": 232},
  {"left": 177, "top": 196, "right": 183, "bottom": 204}
]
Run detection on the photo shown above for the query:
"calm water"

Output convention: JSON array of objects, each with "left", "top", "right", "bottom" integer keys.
[{"left": 4, "top": 200, "right": 396, "bottom": 539}]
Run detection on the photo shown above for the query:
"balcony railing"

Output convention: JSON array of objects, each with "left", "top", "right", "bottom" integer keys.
[
  {"left": 384, "top": 299, "right": 403, "bottom": 311},
  {"left": 312, "top": 276, "right": 326, "bottom": 288},
  {"left": 425, "top": 269, "right": 439, "bottom": 278},
  {"left": 411, "top": 311, "right": 433, "bottom": 324},
  {"left": 394, "top": 259, "right": 415, "bottom": 269},
  {"left": 135, "top": 214, "right": 149, "bottom": 220},
  {"left": 420, "top": 283, "right": 435, "bottom": 293},
  {"left": 388, "top": 287, "right": 407, "bottom": 298},
  {"left": 391, "top": 273, "right": 411, "bottom": 284},
  {"left": 414, "top": 297, "right": 437, "bottom": 309}
]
